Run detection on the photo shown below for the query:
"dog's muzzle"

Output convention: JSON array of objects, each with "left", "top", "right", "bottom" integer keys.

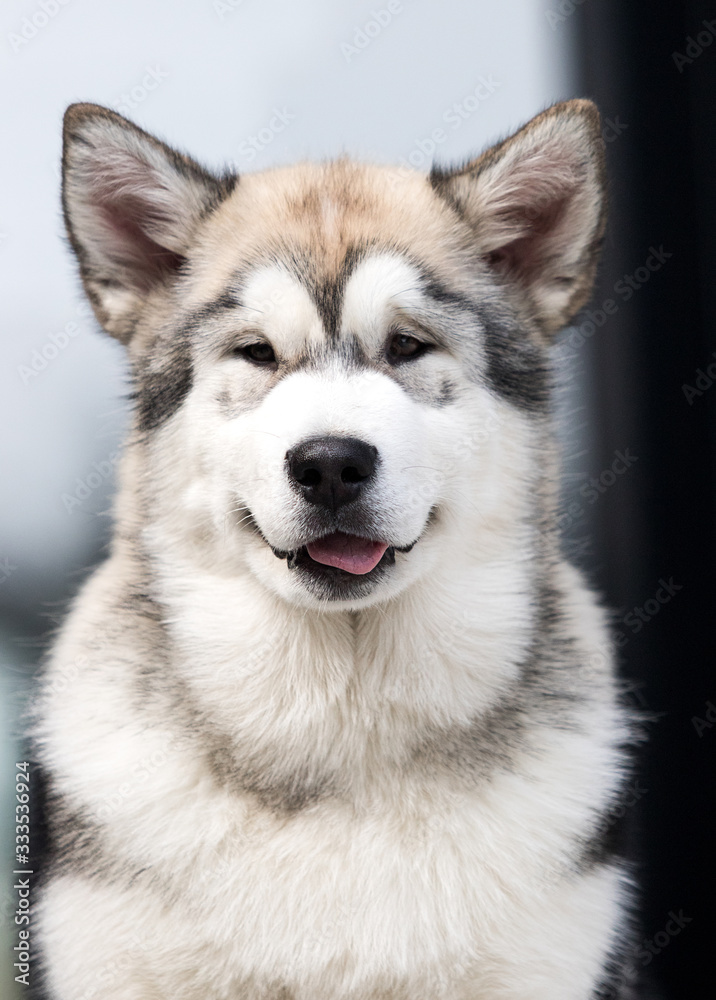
[{"left": 283, "top": 435, "right": 389, "bottom": 575}]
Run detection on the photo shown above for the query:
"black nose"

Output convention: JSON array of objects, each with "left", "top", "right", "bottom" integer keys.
[{"left": 285, "top": 435, "right": 378, "bottom": 511}]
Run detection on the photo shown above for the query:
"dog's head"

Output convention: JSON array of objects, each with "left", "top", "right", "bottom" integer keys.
[{"left": 62, "top": 101, "right": 605, "bottom": 610}]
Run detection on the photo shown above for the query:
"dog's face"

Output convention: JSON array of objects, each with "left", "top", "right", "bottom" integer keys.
[{"left": 61, "top": 102, "right": 605, "bottom": 609}]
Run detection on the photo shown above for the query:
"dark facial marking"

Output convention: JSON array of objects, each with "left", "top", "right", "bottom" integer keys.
[
  {"left": 174, "top": 287, "right": 244, "bottom": 338},
  {"left": 312, "top": 275, "right": 344, "bottom": 341},
  {"left": 301, "top": 243, "right": 369, "bottom": 341},
  {"left": 420, "top": 273, "right": 476, "bottom": 313},
  {"left": 134, "top": 334, "right": 194, "bottom": 432},
  {"left": 418, "top": 267, "right": 551, "bottom": 412},
  {"left": 133, "top": 289, "right": 244, "bottom": 432},
  {"left": 437, "top": 379, "right": 457, "bottom": 405},
  {"left": 479, "top": 301, "right": 550, "bottom": 412}
]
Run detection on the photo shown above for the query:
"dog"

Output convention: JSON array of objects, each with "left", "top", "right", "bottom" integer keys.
[{"left": 31, "top": 98, "right": 642, "bottom": 999}]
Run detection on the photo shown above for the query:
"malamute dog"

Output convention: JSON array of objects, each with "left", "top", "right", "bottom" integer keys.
[{"left": 32, "top": 99, "right": 641, "bottom": 999}]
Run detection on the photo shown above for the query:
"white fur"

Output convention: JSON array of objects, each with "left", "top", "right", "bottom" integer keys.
[
  {"left": 38, "top": 553, "right": 629, "bottom": 1000},
  {"left": 36, "top": 102, "right": 632, "bottom": 999}
]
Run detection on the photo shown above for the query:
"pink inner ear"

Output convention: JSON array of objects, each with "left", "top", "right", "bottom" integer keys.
[
  {"left": 488, "top": 192, "right": 573, "bottom": 281},
  {"left": 97, "top": 202, "right": 185, "bottom": 291},
  {"left": 83, "top": 151, "right": 186, "bottom": 291},
  {"left": 479, "top": 138, "right": 585, "bottom": 285}
]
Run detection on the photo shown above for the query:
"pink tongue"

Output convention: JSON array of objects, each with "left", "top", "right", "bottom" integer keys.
[{"left": 306, "top": 533, "right": 389, "bottom": 574}]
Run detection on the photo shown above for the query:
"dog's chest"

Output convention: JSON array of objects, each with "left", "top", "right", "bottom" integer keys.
[{"left": 141, "top": 749, "right": 572, "bottom": 995}]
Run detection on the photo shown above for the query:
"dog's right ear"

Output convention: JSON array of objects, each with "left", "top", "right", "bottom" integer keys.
[
  {"left": 430, "top": 100, "right": 606, "bottom": 335},
  {"left": 62, "top": 103, "right": 237, "bottom": 343}
]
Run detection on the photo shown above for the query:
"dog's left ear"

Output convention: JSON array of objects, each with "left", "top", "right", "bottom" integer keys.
[
  {"left": 62, "top": 103, "right": 237, "bottom": 343},
  {"left": 430, "top": 99, "right": 606, "bottom": 334}
]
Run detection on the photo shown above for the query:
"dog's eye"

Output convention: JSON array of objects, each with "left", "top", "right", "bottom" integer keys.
[
  {"left": 235, "top": 342, "right": 276, "bottom": 365},
  {"left": 386, "top": 332, "right": 428, "bottom": 364}
]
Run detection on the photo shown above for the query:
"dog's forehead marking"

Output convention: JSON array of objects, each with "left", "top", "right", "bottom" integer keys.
[
  {"left": 241, "top": 266, "right": 325, "bottom": 351},
  {"left": 340, "top": 254, "right": 425, "bottom": 341},
  {"left": 267, "top": 249, "right": 421, "bottom": 321},
  {"left": 318, "top": 192, "right": 342, "bottom": 244},
  {"left": 238, "top": 251, "right": 426, "bottom": 354}
]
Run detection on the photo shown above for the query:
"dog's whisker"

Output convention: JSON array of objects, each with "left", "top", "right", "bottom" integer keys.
[{"left": 244, "top": 428, "right": 283, "bottom": 440}]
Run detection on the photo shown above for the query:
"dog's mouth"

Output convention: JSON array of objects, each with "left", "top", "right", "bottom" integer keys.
[
  {"left": 235, "top": 503, "right": 436, "bottom": 598},
  {"left": 270, "top": 532, "right": 416, "bottom": 577},
  {"left": 306, "top": 533, "right": 387, "bottom": 574}
]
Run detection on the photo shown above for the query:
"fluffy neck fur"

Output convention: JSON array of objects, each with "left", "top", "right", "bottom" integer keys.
[{"left": 105, "top": 422, "right": 566, "bottom": 810}]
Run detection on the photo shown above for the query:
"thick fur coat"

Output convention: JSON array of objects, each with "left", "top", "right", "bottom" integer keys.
[{"left": 31, "top": 99, "right": 641, "bottom": 999}]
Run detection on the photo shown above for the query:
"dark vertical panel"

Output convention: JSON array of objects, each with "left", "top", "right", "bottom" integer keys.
[{"left": 574, "top": 3, "right": 716, "bottom": 997}]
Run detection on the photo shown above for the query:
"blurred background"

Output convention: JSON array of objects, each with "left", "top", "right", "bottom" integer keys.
[{"left": 1, "top": 1, "right": 713, "bottom": 997}]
